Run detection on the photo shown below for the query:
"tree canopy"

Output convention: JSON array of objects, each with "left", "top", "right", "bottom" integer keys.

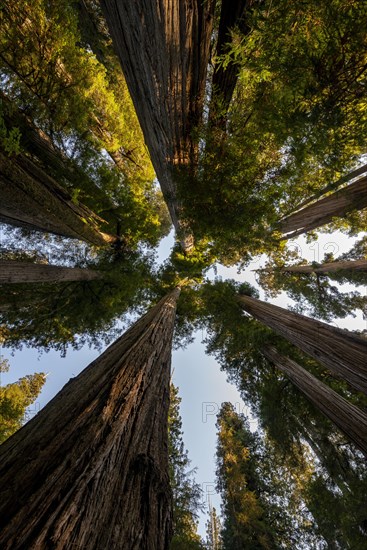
[{"left": 0, "top": 0, "right": 366, "bottom": 546}]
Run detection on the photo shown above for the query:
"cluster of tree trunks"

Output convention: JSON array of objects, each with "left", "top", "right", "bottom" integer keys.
[
  {"left": 0, "top": 288, "right": 180, "bottom": 550},
  {"left": 262, "top": 346, "right": 367, "bottom": 457},
  {"left": 0, "top": 260, "right": 101, "bottom": 284},
  {"left": 0, "top": 150, "right": 116, "bottom": 246},
  {"left": 280, "top": 175, "right": 367, "bottom": 239},
  {"left": 100, "top": 0, "right": 250, "bottom": 251},
  {"left": 237, "top": 294, "right": 367, "bottom": 394}
]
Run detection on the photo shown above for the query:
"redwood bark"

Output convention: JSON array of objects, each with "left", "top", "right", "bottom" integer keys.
[
  {"left": 279, "top": 259, "right": 367, "bottom": 274},
  {"left": 0, "top": 260, "right": 102, "bottom": 284},
  {"left": 0, "top": 151, "right": 117, "bottom": 246},
  {"left": 100, "top": 0, "right": 215, "bottom": 252},
  {"left": 279, "top": 175, "right": 367, "bottom": 239},
  {"left": 0, "top": 288, "right": 180, "bottom": 550},
  {"left": 262, "top": 346, "right": 367, "bottom": 457},
  {"left": 290, "top": 163, "right": 367, "bottom": 212},
  {"left": 237, "top": 295, "right": 367, "bottom": 394}
]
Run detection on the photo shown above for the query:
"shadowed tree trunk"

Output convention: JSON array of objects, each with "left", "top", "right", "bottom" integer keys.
[
  {"left": 279, "top": 175, "right": 367, "bottom": 239},
  {"left": 0, "top": 288, "right": 180, "bottom": 550},
  {"left": 237, "top": 295, "right": 367, "bottom": 394},
  {"left": 262, "top": 346, "right": 367, "bottom": 457},
  {"left": 100, "top": 0, "right": 215, "bottom": 253},
  {"left": 0, "top": 260, "right": 102, "bottom": 284},
  {"left": 0, "top": 150, "right": 117, "bottom": 246},
  {"left": 208, "top": 0, "right": 251, "bottom": 127}
]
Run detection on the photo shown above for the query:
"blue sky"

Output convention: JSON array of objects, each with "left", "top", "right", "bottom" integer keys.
[{"left": 0, "top": 227, "right": 365, "bottom": 537}]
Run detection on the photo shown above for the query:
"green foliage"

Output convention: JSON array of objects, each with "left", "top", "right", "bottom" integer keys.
[
  {"left": 177, "top": 0, "right": 367, "bottom": 263},
  {"left": 215, "top": 403, "right": 280, "bottom": 549},
  {"left": 169, "top": 384, "right": 204, "bottom": 550},
  {"left": 0, "top": 362, "right": 46, "bottom": 443},
  {"left": 0, "top": 0, "right": 170, "bottom": 248},
  {"left": 0, "top": 101, "right": 21, "bottom": 155},
  {"left": 255, "top": 239, "right": 367, "bottom": 320},
  {"left": 204, "top": 505, "right": 222, "bottom": 550},
  {"left": 0, "top": 246, "right": 155, "bottom": 354}
]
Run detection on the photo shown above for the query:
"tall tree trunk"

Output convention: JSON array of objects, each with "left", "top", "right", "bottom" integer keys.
[
  {"left": 237, "top": 295, "right": 367, "bottom": 394},
  {"left": 256, "top": 259, "right": 367, "bottom": 275},
  {"left": 100, "top": 0, "right": 215, "bottom": 253},
  {"left": 0, "top": 260, "right": 102, "bottom": 284},
  {"left": 279, "top": 175, "right": 367, "bottom": 239},
  {"left": 279, "top": 259, "right": 367, "bottom": 274},
  {"left": 0, "top": 288, "right": 180, "bottom": 550},
  {"left": 290, "top": 163, "right": 367, "bottom": 212},
  {"left": 208, "top": 0, "right": 250, "bottom": 127},
  {"left": 262, "top": 346, "right": 367, "bottom": 457},
  {"left": 0, "top": 151, "right": 117, "bottom": 246}
]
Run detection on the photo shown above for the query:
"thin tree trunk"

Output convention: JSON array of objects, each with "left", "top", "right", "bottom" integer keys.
[
  {"left": 0, "top": 288, "right": 180, "bottom": 550},
  {"left": 0, "top": 260, "right": 102, "bottom": 284},
  {"left": 237, "top": 295, "right": 367, "bottom": 394},
  {"left": 100, "top": 0, "right": 215, "bottom": 253},
  {"left": 279, "top": 175, "right": 367, "bottom": 239},
  {"left": 0, "top": 151, "right": 117, "bottom": 246},
  {"left": 262, "top": 346, "right": 367, "bottom": 457}
]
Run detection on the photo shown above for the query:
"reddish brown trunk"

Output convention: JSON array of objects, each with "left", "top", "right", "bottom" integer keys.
[
  {"left": 279, "top": 259, "right": 367, "bottom": 274},
  {"left": 0, "top": 260, "right": 102, "bottom": 284},
  {"left": 280, "top": 175, "right": 367, "bottom": 239},
  {"left": 100, "top": 0, "right": 215, "bottom": 252},
  {"left": 0, "top": 288, "right": 180, "bottom": 550},
  {"left": 0, "top": 151, "right": 117, "bottom": 246},
  {"left": 262, "top": 346, "right": 367, "bottom": 457},
  {"left": 238, "top": 295, "right": 367, "bottom": 394}
]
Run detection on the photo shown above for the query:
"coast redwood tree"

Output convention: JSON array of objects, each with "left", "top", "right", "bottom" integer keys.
[
  {"left": 0, "top": 260, "right": 102, "bottom": 284},
  {"left": 238, "top": 294, "right": 367, "bottom": 394},
  {"left": 0, "top": 288, "right": 180, "bottom": 550},
  {"left": 0, "top": 151, "right": 117, "bottom": 246},
  {"left": 279, "top": 175, "right": 367, "bottom": 239},
  {"left": 257, "top": 259, "right": 367, "bottom": 275},
  {"left": 100, "top": 0, "right": 216, "bottom": 252},
  {"left": 262, "top": 346, "right": 367, "bottom": 457}
]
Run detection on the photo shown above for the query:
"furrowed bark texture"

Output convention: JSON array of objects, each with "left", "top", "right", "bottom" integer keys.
[
  {"left": 100, "top": 0, "right": 215, "bottom": 252},
  {"left": 0, "top": 260, "right": 102, "bottom": 284},
  {"left": 291, "top": 163, "right": 367, "bottom": 212},
  {"left": 0, "top": 151, "right": 116, "bottom": 246},
  {"left": 262, "top": 346, "right": 367, "bottom": 457},
  {"left": 280, "top": 175, "right": 367, "bottom": 239},
  {"left": 238, "top": 295, "right": 367, "bottom": 394},
  {"left": 0, "top": 288, "right": 180, "bottom": 550},
  {"left": 279, "top": 259, "right": 367, "bottom": 274}
]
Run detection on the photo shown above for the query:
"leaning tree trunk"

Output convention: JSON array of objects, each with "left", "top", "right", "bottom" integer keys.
[
  {"left": 0, "top": 260, "right": 102, "bottom": 284},
  {"left": 0, "top": 288, "right": 180, "bottom": 550},
  {"left": 290, "top": 163, "right": 367, "bottom": 212},
  {"left": 100, "top": 0, "right": 215, "bottom": 253},
  {"left": 279, "top": 175, "right": 367, "bottom": 239},
  {"left": 237, "top": 295, "right": 367, "bottom": 394},
  {"left": 279, "top": 259, "right": 367, "bottom": 274},
  {"left": 0, "top": 151, "right": 117, "bottom": 246},
  {"left": 262, "top": 346, "right": 367, "bottom": 457}
]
